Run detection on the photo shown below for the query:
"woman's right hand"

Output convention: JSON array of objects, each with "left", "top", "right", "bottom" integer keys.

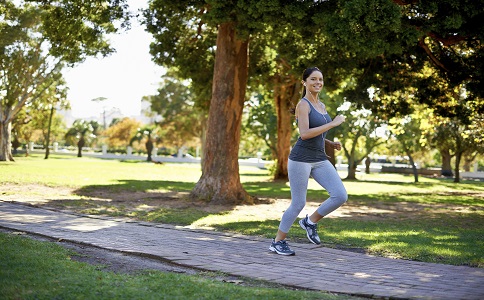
[{"left": 332, "top": 115, "right": 346, "bottom": 126}]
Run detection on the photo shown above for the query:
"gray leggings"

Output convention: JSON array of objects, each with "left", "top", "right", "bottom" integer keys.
[{"left": 278, "top": 159, "right": 348, "bottom": 233}]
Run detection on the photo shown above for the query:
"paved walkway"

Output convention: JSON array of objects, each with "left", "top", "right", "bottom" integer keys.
[{"left": 1, "top": 201, "right": 483, "bottom": 299}]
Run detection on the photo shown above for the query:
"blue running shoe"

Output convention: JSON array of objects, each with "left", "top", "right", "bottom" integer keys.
[
  {"left": 269, "top": 239, "right": 295, "bottom": 255},
  {"left": 299, "top": 214, "right": 321, "bottom": 245}
]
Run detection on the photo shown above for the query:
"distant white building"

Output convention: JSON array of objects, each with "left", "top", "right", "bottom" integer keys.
[{"left": 58, "top": 103, "right": 153, "bottom": 128}]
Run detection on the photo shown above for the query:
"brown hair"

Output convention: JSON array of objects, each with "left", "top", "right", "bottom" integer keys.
[
  {"left": 301, "top": 67, "right": 322, "bottom": 98},
  {"left": 290, "top": 67, "right": 322, "bottom": 114}
]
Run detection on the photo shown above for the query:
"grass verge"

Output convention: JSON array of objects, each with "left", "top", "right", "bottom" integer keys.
[{"left": 0, "top": 232, "right": 357, "bottom": 300}]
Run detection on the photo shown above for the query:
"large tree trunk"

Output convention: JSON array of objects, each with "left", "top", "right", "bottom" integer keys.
[
  {"left": 273, "top": 79, "right": 300, "bottom": 180},
  {"left": 0, "top": 120, "right": 14, "bottom": 161},
  {"left": 440, "top": 148, "right": 453, "bottom": 177},
  {"left": 190, "top": 23, "right": 252, "bottom": 205},
  {"left": 199, "top": 114, "right": 208, "bottom": 167}
]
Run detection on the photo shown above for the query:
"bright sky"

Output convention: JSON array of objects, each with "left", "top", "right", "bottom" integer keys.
[{"left": 62, "top": 0, "right": 165, "bottom": 118}]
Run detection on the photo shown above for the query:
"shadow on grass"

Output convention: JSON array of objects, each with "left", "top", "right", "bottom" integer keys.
[
  {"left": 75, "top": 179, "right": 196, "bottom": 195},
  {"left": 74, "top": 179, "right": 292, "bottom": 202},
  {"left": 318, "top": 214, "right": 484, "bottom": 267},
  {"left": 70, "top": 178, "right": 483, "bottom": 208},
  {"left": 243, "top": 181, "right": 291, "bottom": 198},
  {"left": 60, "top": 176, "right": 481, "bottom": 223},
  {"left": 216, "top": 214, "right": 484, "bottom": 267},
  {"left": 347, "top": 178, "right": 484, "bottom": 190},
  {"left": 62, "top": 179, "right": 234, "bottom": 225}
]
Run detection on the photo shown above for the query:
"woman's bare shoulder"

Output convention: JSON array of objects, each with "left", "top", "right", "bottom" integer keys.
[{"left": 296, "top": 100, "right": 310, "bottom": 113}]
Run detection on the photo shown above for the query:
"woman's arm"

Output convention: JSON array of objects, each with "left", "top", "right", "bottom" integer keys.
[{"left": 296, "top": 101, "right": 346, "bottom": 140}]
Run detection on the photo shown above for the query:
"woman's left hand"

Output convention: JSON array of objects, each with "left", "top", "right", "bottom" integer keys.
[{"left": 332, "top": 141, "right": 342, "bottom": 151}]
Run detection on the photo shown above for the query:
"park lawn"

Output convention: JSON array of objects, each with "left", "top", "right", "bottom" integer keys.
[
  {"left": 1, "top": 154, "right": 483, "bottom": 267},
  {"left": 0, "top": 232, "right": 355, "bottom": 300}
]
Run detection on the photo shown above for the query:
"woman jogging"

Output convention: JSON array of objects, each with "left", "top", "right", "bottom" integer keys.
[{"left": 269, "top": 67, "right": 348, "bottom": 256}]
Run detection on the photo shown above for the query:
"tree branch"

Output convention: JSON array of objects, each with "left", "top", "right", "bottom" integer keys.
[
  {"left": 392, "top": 0, "right": 419, "bottom": 5},
  {"left": 418, "top": 37, "right": 449, "bottom": 72},
  {"left": 427, "top": 32, "right": 467, "bottom": 47}
]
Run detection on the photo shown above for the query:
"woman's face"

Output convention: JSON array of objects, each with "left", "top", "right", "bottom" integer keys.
[{"left": 304, "top": 71, "right": 324, "bottom": 94}]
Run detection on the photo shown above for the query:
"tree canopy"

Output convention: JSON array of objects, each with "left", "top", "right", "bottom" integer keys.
[
  {"left": 0, "top": 0, "right": 130, "bottom": 161},
  {"left": 4, "top": 0, "right": 482, "bottom": 190},
  {"left": 142, "top": 0, "right": 483, "bottom": 201}
]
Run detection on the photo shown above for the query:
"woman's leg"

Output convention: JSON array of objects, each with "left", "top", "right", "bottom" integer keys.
[
  {"left": 275, "top": 159, "right": 311, "bottom": 241},
  {"left": 309, "top": 160, "right": 348, "bottom": 222}
]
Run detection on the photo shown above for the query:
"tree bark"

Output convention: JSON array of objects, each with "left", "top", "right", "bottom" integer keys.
[
  {"left": 273, "top": 79, "right": 300, "bottom": 180},
  {"left": 190, "top": 22, "right": 252, "bottom": 205},
  {"left": 454, "top": 151, "right": 462, "bottom": 183},
  {"left": 345, "top": 145, "right": 357, "bottom": 180},
  {"left": 77, "top": 136, "right": 85, "bottom": 157},
  {"left": 146, "top": 138, "right": 153, "bottom": 162},
  {"left": 44, "top": 106, "right": 55, "bottom": 159},
  {"left": 365, "top": 156, "right": 371, "bottom": 174},
  {"left": 405, "top": 147, "right": 419, "bottom": 183},
  {"left": 463, "top": 152, "right": 477, "bottom": 172},
  {"left": 440, "top": 149, "right": 453, "bottom": 177},
  {"left": 0, "top": 120, "right": 14, "bottom": 161},
  {"left": 344, "top": 129, "right": 363, "bottom": 180},
  {"left": 347, "top": 159, "right": 358, "bottom": 180}
]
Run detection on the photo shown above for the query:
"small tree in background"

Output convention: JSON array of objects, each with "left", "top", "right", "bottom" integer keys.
[
  {"left": 65, "top": 120, "right": 98, "bottom": 157},
  {"left": 143, "top": 74, "right": 204, "bottom": 159},
  {"left": 130, "top": 125, "right": 158, "bottom": 162},
  {"left": 336, "top": 101, "right": 387, "bottom": 180}
]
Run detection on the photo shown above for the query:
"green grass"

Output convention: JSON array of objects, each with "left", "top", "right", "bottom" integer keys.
[
  {"left": 2, "top": 154, "right": 483, "bottom": 267},
  {"left": 0, "top": 155, "right": 204, "bottom": 188},
  {"left": 0, "top": 232, "right": 355, "bottom": 300}
]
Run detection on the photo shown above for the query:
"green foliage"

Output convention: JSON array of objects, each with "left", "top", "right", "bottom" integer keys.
[
  {"left": 143, "top": 1, "right": 217, "bottom": 111},
  {"left": 104, "top": 117, "right": 142, "bottom": 149},
  {"left": 328, "top": 0, "right": 484, "bottom": 118},
  {"left": 311, "top": 0, "right": 484, "bottom": 179},
  {"left": 242, "top": 93, "right": 277, "bottom": 158},
  {"left": 202, "top": 0, "right": 308, "bottom": 38},
  {"left": 0, "top": 0, "right": 130, "bottom": 161},
  {"left": 129, "top": 125, "right": 156, "bottom": 146},
  {"left": 318, "top": 0, "right": 410, "bottom": 57},
  {"left": 336, "top": 100, "right": 387, "bottom": 178},
  {"left": 37, "top": 0, "right": 131, "bottom": 63},
  {"left": 143, "top": 73, "right": 204, "bottom": 150},
  {"left": 0, "top": 3, "right": 65, "bottom": 109}
]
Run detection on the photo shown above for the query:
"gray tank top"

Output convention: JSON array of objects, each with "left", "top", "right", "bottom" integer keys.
[{"left": 289, "top": 98, "right": 332, "bottom": 163}]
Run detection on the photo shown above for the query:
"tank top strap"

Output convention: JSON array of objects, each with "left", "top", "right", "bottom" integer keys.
[{"left": 301, "top": 97, "right": 313, "bottom": 113}]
